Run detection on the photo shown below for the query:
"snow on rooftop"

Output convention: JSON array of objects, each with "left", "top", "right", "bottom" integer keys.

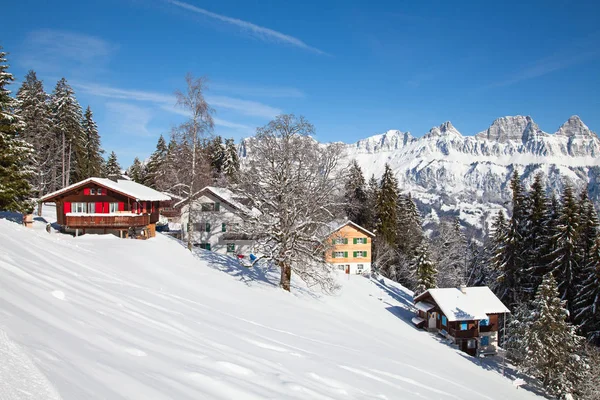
[
  {"left": 40, "top": 177, "right": 171, "bottom": 202},
  {"left": 421, "top": 287, "right": 509, "bottom": 322}
]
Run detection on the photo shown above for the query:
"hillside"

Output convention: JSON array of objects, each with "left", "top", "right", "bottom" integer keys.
[{"left": 0, "top": 211, "right": 543, "bottom": 399}]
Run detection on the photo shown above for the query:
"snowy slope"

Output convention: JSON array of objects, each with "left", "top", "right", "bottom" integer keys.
[{"left": 0, "top": 212, "right": 541, "bottom": 399}]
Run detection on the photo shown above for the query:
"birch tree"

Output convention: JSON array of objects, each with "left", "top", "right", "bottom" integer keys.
[
  {"left": 237, "top": 114, "right": 345, "bottom": 292},
  {"left": 172, "top": 74, "right": 214, "bottom": 251}
]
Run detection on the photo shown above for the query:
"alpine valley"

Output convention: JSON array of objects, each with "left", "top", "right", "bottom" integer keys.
[{"left": 243, "top": 115, "right": 600, "bottom": 235}]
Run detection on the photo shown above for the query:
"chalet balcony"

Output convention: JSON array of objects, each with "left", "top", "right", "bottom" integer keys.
[
  {"left": 449, "top": 327, "right": 479, "bottom": 338},
  {"left": 65, "top": 213, "right": 150, "bottom": 228}
]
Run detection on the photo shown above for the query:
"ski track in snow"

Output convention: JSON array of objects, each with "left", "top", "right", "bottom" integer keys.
[{"left": 0, "top": 207, "right": 543, "bottom": 400}]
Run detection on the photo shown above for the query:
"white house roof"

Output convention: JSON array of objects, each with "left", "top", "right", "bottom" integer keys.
[
  {"left": 416, "top": 287, "right": 509, "bottom": 322},
  {"left": 174, "top": 186, "right": 256, "bottom": 215},
  {"left": 40, "top": 178, "right": 171, "bottom": 202},
  {"left": 414, "top": 301, "right": 435, "bottom": 313},
  {"left": 328, "top": 220, "right": 375, "bottom": 238}
]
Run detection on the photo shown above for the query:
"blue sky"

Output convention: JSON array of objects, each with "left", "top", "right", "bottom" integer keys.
[{"left": 4, "top": 0, "right": 600, "bottom": 165}]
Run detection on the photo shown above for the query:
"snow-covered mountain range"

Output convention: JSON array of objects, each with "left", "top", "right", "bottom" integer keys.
[
  {"left": 241, "top": 115, "right": 600, "bottom": 232},
  {"left": 347, "top": 115, "right": 600, "bottom": 231}
]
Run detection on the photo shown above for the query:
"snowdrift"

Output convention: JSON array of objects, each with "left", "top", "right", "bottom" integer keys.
[{"left": 0, "top": 213, "right": 542, "bottom": 399}]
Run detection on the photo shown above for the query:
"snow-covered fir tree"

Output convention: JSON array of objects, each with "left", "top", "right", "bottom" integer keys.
[
  {"left": 207, "top": 135, "right": 225, "bottom": 177},
  {"left": 143, "top": 135, "right": 168, "bottom": 189},
  {"left": 396, "top": 193, "right": 424, "bottom": 257},
  {"left": 51, "top": 78, "right": 84, "bottom": 187},
  {"left": 0, "top": 47, "right": 34, "bottom": 213},
  {"left": 127, "top": 157, "right": 145, "bottom": 183},
  {"left": 574, "top": 237, "right": 600, "bottom": 344},
  {"left": 16, "top": 70, "right": 55, "bottom": 196},
  {"left": 376, "top": 164, "right": 399, "bottom": 246},
  {"left": 520, "top": 273, "right": 587, "bottom": 398},
  {"left": 432, "top": 218, "right": 467, "bottom": 288},
  {"left": 415, "top": 242, "right": 437, "bottom": 294},
  {"left": 79, "top": 106, "right": 104, "bottom": 179},
  {"left": 102, "top": 151, "right": 121, "bottom": 177},
  {"left": 549, "top": 182, "right": 581, "bottom": 314},
  {"left": 364, "top": 174, "right": 378, "bottom": 232},
  {"left": 222, "top": 138, "right": 239, "bottom": 183},
  {"left": 576, "top": 188, "right": 599, "bottom": 271},
  {"left": 344, "top": 159, "right": 369, "bottom": 227}
]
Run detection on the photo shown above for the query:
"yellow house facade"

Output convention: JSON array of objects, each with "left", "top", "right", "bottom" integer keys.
[{"left": 325, "top": 221, "right": 375, "bottom": 274}]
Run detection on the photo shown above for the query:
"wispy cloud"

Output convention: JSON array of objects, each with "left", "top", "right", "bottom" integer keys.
[
  {"left": 486, "top": 49, "right": 599, "bottom": 89},
  {"left": 105, "top": 102, "right": 154, "bottom": 137},
  {"left": 165, "top": 0, "right": 328, "bottom": 55},
  {"left": 19, "top": 29, "right": 116, "bottom": 75},
  {"left": 210, "top": 82, "right": 305, "bottom": 98}
]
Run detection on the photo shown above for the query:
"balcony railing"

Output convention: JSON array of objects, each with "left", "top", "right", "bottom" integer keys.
[
  {"left": 449, "top": 327, "right": 479, "bottom": 338},
  {"left": 66, "top": 214, "right": 150, "bottom": 228}
]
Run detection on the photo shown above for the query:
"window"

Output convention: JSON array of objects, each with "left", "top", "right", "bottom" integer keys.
[
  {"left": 353, "top": 251, "right": 367, "bottom": 258},
  {"left": 222, "top": 223, "right": 227, "bottom": 232},
  {"left": 332, "top": 251, "right": 347, "bottom": 258},
  {"left": 227, "top": 243, "right": 235, "bottom": 253},
  {"left": 109, "top": 202, "right": 119, "bottom": 213},
  {"left": 71, "top": 202, "right": 87, "bottom": 213},
  {"left": 353, "top": 237, "right": 367, "bottom": 244},
  {"left": 88, "top": 203, "right": 96, "bottom": 213},
  {"left": 480, "top": 318, "right": 489, "bottom": 326},
  {"left": 467, "top": 339, "right": 477, "bottom": 349},
  {"left": 481, "top": 336, "right": 490, "bottom": 346},
  {"left": 97, "top": 188, "right": 103, "bottom": 195},
  {"left": 90, "top": 188, "right": 96, "bottom": 195},
  {"left": 195, "top": 243, "right": 211, "bottom": 250},
  {"left": 332, "top": 238, "right": 348, "bottom": 245},
  {"left": 205, "top": 222, "right": 211, "bottom": 232},
  {"left": 357, "top": 264, "right": 364, "bottom": 271},
  {"left": 460, "top": 322, "right": 468, "bottom": 331},
  {"left": 337, "top": 265, "right": 346, "bottom": 271},
  {"left": 201, "top": 203, "right": 215, "bottom": 212},
  {"left": 442, "top": 316, "right": 447, "bottom": 326},
  {"left": 215, "top": 202, "right": 220, "bottom": 211}
]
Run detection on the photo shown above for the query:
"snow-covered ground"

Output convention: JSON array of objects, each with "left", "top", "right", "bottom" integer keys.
[{"left": 0, "top": 207, "right": 543, "bottom": 399}]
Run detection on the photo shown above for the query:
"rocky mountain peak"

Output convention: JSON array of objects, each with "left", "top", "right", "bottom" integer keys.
[
  {"left": 555, "top": 115, "right": 597, "bottom": 138},
  {"left": 425, "top": 121, "right": 463, "bottom": 138},
  {"left": 475, "top": 115, "right": 544, "bottom": 143}
]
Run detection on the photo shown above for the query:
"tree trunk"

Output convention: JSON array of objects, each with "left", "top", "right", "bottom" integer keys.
[
  {"left": 280, "top": 262, "right": 292, "bottom": 291},
  {"left": 186, "top": 121, "right": 198, "bottom": 252}
]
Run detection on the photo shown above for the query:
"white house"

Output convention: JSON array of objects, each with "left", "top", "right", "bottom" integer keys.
[{"left": 177, "top": 187, "right": 256, "bottom": 256}]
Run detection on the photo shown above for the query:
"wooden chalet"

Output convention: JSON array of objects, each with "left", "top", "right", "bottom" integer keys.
[
  {"left": 40, "top": 177, "right": 171, "bottom": 238},
  {"left": 413, "top": 286, "right": 509, "bottom": 356},
  {"left": 324, "top": 221, "right": 375, "bottom": 274}
]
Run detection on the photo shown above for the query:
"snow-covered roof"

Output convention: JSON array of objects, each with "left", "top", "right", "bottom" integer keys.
[
  {"left": 328, "top": 220, "right": 375, "bottom": 238},
  {"left": 174, "top": 186, "right": 255, "bottom": 215},
  {"left": 40, "top": 178, "right": 171, "bottom": 202},
  {"left": 414, "top": 301, "right": 435, "bottom": 313},
  {"left": 414, "top": 287, "right": 509, "bottom": 322}
]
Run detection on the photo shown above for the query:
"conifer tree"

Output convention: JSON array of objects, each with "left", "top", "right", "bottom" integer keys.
[
  {"left": 549, "top": 183, "right": 581, "bottom": 314},
  {"left": 127, "top": 157, "right": 145, "bottom": 183},
  {"left": 576, "top": 188, "right": 599, "bottom": 269},
  {"left": 523, "top": 173, "right": 550, "bottom": 298},
  {"left": 222, "top": 138, "right": 239, "bottom": 183},
  {"left": 488, "top": 210, "right": 507, "bottom": 292},
  {"left": 144, "top": 135, "right": 168, "bottom": 188},
  {"left": 574, "top": 237, "right": 600, "bottom": 344},
  {"left": 344, "top": 160, "right": 368, "bottom": 227},
  {"left": 496, "top": 171, "right": 528, "bottom": 307},
  {"left": 520, "top": 273, "right": 586, "bottom": 398},
  {"left": 79, "top": 106, "right": 103, "bottom": 178},
  {"left": 376, "top": 164, "right": 399, "bottom": 245},
  {"left": 415, "top": 242, "right": 437, "bottom": 294},
  {"left": 208, "top": 135, "right": 225, "bottom": 177},
  {"left": 0, "top": 47, "right": 34, "bottom": 213},
  {"left": 51, "top": 78, "right": 84, "bottom": 186},
  {"left": 364, "top": 174, "right": 379, "bottom": 232},
  {"left": 433, "top": 217, "right": 466, "bottom": 288},
  {"left": 16, "top": 70, "right": 55, "bottom": 196},
  {"left": 102, "top": 151, "right": 121, "bottom": 177}
]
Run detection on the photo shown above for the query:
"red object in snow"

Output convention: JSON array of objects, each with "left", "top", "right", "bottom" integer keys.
[{"left": 237, "top": 254, "right": 245, "bottom": 259}]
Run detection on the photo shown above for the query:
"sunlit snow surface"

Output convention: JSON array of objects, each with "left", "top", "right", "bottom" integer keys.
[{"left": 0, "top": 207, "right": 542, "bottom": 399}]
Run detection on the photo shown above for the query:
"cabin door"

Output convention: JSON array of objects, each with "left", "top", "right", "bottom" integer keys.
[{"left": 428, "top": 312, "right": 437, "bottom": 329}]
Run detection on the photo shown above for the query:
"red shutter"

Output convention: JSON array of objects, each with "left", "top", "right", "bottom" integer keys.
[
  {"left": 103, "top": 202, "right": 109, "bottom": 213},
  {"left": 64, "top": 202, "right": 71, "bottom": 214},
  {"left": 118, "top": 202, "right": 124, "bottom": 212},
  {"left": 84, "top": 188, "right": 90, "bottom": 195},
  {"left": 95, "top": 202, "right": 102, "bottom": 213}
]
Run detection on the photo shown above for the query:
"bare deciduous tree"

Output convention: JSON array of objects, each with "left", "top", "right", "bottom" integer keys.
[
  {"left": 171, "top": 74, "right": 214, "bottom": 251},
  {"left": 237, "top": 114, "right": 345, "bottom": 292}
]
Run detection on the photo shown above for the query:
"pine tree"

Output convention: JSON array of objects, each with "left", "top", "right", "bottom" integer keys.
[
  {"left": 520, "top": 273, "right": 586, "bottom": 398},
  {"left": 208, "top": 135, "right": 225, "bottom": 177},
  {"left": 576, "top": 188, "right": 599, "bottom": 269},
  {"left": 415, "top": 242, "right": 437, "bottom": 294},
  {"left": 574, "top": 237, "right": 600, "bottom": 344},
  {"left": 344, "top": 160, "right": 368, "bottom": 227},
  {"left": 127, "top": 157, "right": 145, "bottom": 183},
  {"left": 496, "top": 170, "right": 528, "bottom": 308},
  {"left": 222, "top": 138, "right": 239, "bottom": 183},
  {"left": 523, "top": 173, "right": 550, "bottom": 298},
  {"left": 433, "top": 217, "right": 466, "bottom": 288},
  {"left": 16, "top": 70, "right": 55, "bottom": 196},
  {"left": 549, "top": 183, "right": 581, "bottom": 314},
  {"left": 144, "top": 135, "right": 168, "bottom": 188},
  {"left": 488, "top": 210, "right": 507, "bottom": 292},
  {"left": 79, "top": 106, "right": 103, "bottom": 178},
  {"left": 376, "top": 164, "right": 399, "bottom": 245},
  {"left": 364, "top": 174, "right": 379, "bottom": 232},
  {"left": 102, "top": 151, "right": 121, "bottom": 177},
  {"left": 51, "top": 78, "right": 84, "bottom": 186},
  {"left": 0, "top": 47, "right": 34, "bottom": 213}
]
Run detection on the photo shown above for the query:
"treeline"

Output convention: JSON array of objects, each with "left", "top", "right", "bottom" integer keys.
[{"left": 127, "top": 134, "right": 239, "bottom": 198}]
